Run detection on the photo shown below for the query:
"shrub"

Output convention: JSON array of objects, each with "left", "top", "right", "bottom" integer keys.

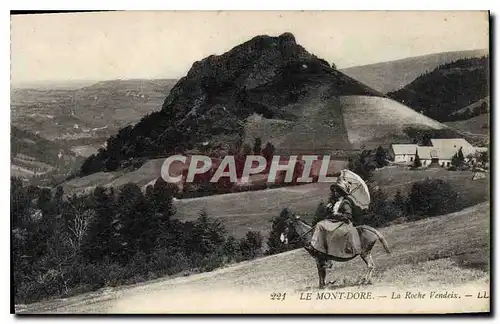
[
  {"left": 266, "top": 208, "right": 292, "bottom": 255},
  {"left": 413, "top": 149, "right": 422, "bottom": 168},
  {"left": 478, "top": 150, "right": 489, "bottom": 165},
  {"left": 222, "top": 236, "right": 241, "bottom": 262},
  {"left": 12, "top": 179, "right": 252, "bottom": 304},
  {"left": 199, "top": 248, "right": 225, "bottom": 272},
  {"left": 375, "top": 145, "right": 389, "bottom": 168},
  {"left": 253, "top": 137, "right": 262, "bottom": 155},
  {"left": 451, "top": 148, "right": 465, "bottom": 168},
  {"left": 407, "top": 178, "right": 458, "bottom": 219},
  {"left": 392, "top": 189, "right": 406, "bottom": 218},
  {"left": 239, "top": 231, "right": 263, "bottom": 260},
  {"left": 348, "top": 150, "right": 377, "bottom": 182},
  {"left": 362, "top": 187, "right": 400, "bottom": 227}
]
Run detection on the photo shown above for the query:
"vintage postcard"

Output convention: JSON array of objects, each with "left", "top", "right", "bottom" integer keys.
[{"left": 11, "top": 11, "right": 490, "bottom": 314}]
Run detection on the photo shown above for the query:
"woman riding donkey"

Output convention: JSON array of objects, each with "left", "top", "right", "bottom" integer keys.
[
  {"left": 280, "top": 170, "right": 390, "bottom": 288},
  {"left": 305, "top": 178, "right": 361, "bottom": 264}
]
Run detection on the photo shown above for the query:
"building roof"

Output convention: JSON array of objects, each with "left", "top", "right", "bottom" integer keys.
[
  {"left": 417, "top": 146, "right": 439, "bottom": 159},
  {"left": 435, "top": 147, "right": 459, "bottom": 160},
  {"left": 391, "top": 138, "right": 486, "bottom": 161},
  {"left": 391, "top": 144, "right": 418, "bottom": 155},
  {"left": 430, "top": 138, "right": 474, "bottom": 150},
  {"left": 418, "top": 146, "right": 459, "bottom": 161}
]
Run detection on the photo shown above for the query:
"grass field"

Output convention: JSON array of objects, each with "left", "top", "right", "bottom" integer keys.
[
  {"left": 340, "top": 96, "right": 448, "bottom": 149},
  {"left": 444, "top": 113, "right": 489, "bottom": 137},
  {"left": 60, "top": 164, "right": 489, "bottom": 241},
  {"left": 16, "top": 201, "right": 490, "bottom": 314},
  {"left": 60, "top": 158, "right": 166, "bottom": 195},
  {"left": 174, "top": 166, "right": 489, "bottom": 240},
  {"left": 340, "top": 49, "right": 488, "bottom": 93}
]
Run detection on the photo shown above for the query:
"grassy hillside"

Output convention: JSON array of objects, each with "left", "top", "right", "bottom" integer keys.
[
  {"left": 338, "top": 95, "right": 456, "bottom": 149},
  {"left": 173, "top": 166, "right": 488, "bottom": 240},
  {"left": 16, "top": 201, "right": 490, "bottom": 313},
  {"left": 387, "top": 56, "right": 489, "bottom": 122},
  {"left": 450, "top": 97, "right": 489, "bottom": 120},
  {"left": 59, "top": 160, "right": 489, "bottom": 241},
  {"left": 341, "top": 49, "right": 488, "bottom": 93},
  {"left": 11, "top": 126, "right": 71, "bottom": 164},
  {"left": 114, "top": 202, "right": 490, "bottom": 313},
  {"left": 242, "top": 85, "right": 353, "bottom": 155},
  {"left": 444, "top": 113, "right": 489, "bottom": 136},
  {"left": 60, "top": 158, "right": 166, "bottom": 196},
  {"left": 11, "top": 126, "right": 85, "bottom": 184}
]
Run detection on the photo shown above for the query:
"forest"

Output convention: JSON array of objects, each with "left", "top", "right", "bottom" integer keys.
[{"left": 387, "top": 56, "right": 489, "bottom": 122}]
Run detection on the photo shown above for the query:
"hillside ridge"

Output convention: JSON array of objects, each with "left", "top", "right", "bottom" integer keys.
[
  {"left": 78, "top": 33, "right": 453, "bottom": 177},
  {"left": 341, "top": 49, "right": 488, "bottom": 93}
]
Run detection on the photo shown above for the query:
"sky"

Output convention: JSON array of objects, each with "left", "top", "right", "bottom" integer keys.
[{"left": 10, "top": 11, "right": 489, "bottom": 84}]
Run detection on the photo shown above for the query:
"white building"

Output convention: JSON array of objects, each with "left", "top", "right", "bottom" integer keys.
[
  {"left": 390, "top": 138, "right": 487, "bottom": 168},
  {"left": 415, "top": 146, "right": 440, "bottom": 167},
  {"left": 389, "top": 144, "right": 418, "bottom": 164}
]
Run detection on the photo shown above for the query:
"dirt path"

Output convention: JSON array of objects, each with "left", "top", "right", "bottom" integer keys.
[{"left": 16, "top": 250, "right": 489, "bottom": 314}]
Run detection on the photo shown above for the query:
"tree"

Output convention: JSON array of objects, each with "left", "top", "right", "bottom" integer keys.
[
  {"left": 262, "top": 142, "right": 275, "bottom": 165},
  {"left": 113, "top": 183, "right": 153, "bottom": 262},
  {"left": 266, "top": 208, "right": 291, "bottom": 255},
  {"left": 478, "top": 150, "right": 489, "bottom": 166},
  {"left": 11, "top": 177, "right": 32, "bottom": 228},
  {"left": 413, "top": 149, "right": 422, "bottom": 168},
  {"left": 348, "top": 150, "right": 377, "bottom": 182},
  {"left": 190, "top": 209, "right": 227, "bottom": 256},
  {"left": 253, "top": 137, "right": 262, "bottom": 155},
  {"left": 81, "top": 186, "right": 117, "bottom": 262},
  {"left": 457, "top": 147, "right": 465, "bottom": 162},
  {"left": 331, "top": 62, "right": 337, "bottom": 70},
  {"left": 407, "top": 178, "right": 458, "bottom": 218},
  {"left": 222, "top": 235, "right": 240, "bottom": 261},
  {"left": 363, "top": 187, "right": 400, "bottom": 227},
  {"left": 53, "top": 186, "right": 64, "bottom": 215},
  {"left": 62, "top": 195, "right": 93, "bottom": 254},
  {"left": 239, "top": 231, "right": 263, "bottom": 260},
  {"left": 37, "top": 188, "right": 54, "bottom": 216},
  {"left": 375, "top": 146, "right": 389, "bottom": 168},
  {"left": 451, "top": 147, "right": 465, "bottom": 168},
  {"left": 152, "top": 178, "right": 176, "bottom": 220},
  {"left": 392, "top": 189, "right": 406, "bottom": 218},
  {"left": 369, "top": 187, "right": 388, "bottom": 215},
  {"left": 242, "top": 143, "right": 252, "bottom": 156}
]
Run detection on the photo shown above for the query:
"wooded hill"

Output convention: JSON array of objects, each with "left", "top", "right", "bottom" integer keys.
[{"left": 387, "top": 56, "right": 489, "bottom": 122}]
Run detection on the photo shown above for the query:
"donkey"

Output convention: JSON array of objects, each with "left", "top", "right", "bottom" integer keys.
[{"left": 280, "top": 215, "right": 391, "bottom": 289}]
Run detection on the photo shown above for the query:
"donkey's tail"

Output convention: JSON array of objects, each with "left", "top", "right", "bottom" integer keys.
[{"left": 358, "top": 225, "right": 391, "bottom": 254}]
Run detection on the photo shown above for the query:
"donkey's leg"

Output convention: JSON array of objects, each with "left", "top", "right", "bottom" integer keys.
[
  {"left": 316, "top": 258, "right": 327, "bottom": 289},
  {"left": 360, "top": 252, "right": 375, "bottom": 285}
]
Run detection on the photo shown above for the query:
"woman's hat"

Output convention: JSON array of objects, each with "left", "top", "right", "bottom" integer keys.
[{"left": 331, "top": 179, "right": 350, "bottom": 195}]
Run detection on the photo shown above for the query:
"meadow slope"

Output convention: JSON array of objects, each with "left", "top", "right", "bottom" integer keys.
[
  {"left": 60, "top": 166, "right": 489, "bottom": 241},
  {"left": 174, "top": 167, "right": 488, "bottom": 239},
  {"left": 340, "top": 49, "right": 488, "bottom": 93},
  {"left": 15, "top": 202, "right": 490, "bottom": 314}
]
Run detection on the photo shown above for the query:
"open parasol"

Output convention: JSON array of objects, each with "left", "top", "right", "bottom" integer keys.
[{"left": 337, "top": 169, "right": 371, "bottom": 210}]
